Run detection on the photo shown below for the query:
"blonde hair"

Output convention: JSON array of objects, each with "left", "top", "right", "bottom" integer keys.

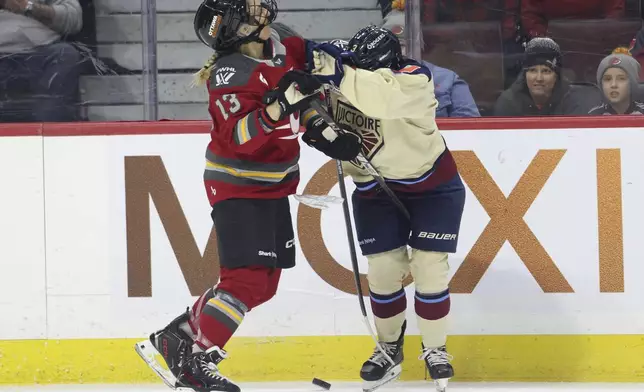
[{"left": 191, "top": 53, "right": 219, "bottom": 87}]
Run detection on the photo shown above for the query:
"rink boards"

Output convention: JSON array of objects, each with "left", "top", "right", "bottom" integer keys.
[{"left": 1, "top": 117, "right": 644, "bottom": 384}]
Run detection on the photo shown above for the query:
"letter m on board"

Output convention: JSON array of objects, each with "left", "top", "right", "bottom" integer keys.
[{"left": 124, "top": 156, "right": 219, "bottom": 297}]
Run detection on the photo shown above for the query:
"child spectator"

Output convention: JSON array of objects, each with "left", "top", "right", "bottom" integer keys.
[{"left": 588, "top": 52, "right": 644, "bottom": 115}]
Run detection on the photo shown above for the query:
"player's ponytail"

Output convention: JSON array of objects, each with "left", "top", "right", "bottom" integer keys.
[{"left": 191, "top": 53, "right": 219, "bottom": 87}]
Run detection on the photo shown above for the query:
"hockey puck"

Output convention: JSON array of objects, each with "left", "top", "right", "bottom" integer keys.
[{"left": 312, "top": 377, "right": 331, "bottom": 390}]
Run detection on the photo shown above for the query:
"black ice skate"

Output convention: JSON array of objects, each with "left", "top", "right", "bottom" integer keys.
[
  {"left": 420, "top": 344, "right": 454, "bottom": 392},
  {"left": 135, "top": 309, "right": 195, "bottom": 390},
  {"left": 360, "top": 321, "right": 406, "bottom": 392},
  {"left": 176, "top": 346, "right": 240, "bottom": 392}
]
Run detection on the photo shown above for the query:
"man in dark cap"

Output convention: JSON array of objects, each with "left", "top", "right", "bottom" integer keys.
[{"left": 493, "top": 37, "right": 587, "bottom": 116}]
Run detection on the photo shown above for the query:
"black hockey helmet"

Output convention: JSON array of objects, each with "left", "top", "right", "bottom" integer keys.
[
  {"left": 347, "top": 25, "right": 403, "bottom": 70},
  {"left": 194, "top": 0, "right": 278, "bottom": 52}
]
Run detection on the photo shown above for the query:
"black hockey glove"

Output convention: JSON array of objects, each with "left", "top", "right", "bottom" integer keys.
[
  {"left": 262, "top": 70, "right": 322, "bottom": 120},
  {"left": 302, "top": 115, "right": 362, "bottom": 161}
]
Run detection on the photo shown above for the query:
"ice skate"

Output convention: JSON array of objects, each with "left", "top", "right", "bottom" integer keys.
[
  {"left": 360, "top": 321, "right": 406, "bottom": 392},
  {"left": 135, "top": 309, "right": 195, "bottom": 390},
  {"left": 420, "top": 344, "right": 454, "bottom": 392},
  {"left": 176, "top": 346, "right": 240, "bottom": 392}
]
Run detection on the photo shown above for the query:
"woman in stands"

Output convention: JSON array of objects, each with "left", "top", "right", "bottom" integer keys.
[
  {"left": 134, "top": 1, "right": 360, "bottom": 391},
  {"left": 493, "top": 37, "right": 587, "bottom": 116}
]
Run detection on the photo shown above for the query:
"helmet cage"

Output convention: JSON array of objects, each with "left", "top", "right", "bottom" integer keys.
[{"left": 194, "top": 0, "right": 278, "bottom": 52}]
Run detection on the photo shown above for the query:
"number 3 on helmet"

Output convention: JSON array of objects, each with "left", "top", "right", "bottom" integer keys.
[{"left": 193, "top": 0, "right": 278, "bottom": 52}]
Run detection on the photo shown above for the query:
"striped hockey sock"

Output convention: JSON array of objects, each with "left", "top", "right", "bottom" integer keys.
[
  {"left": 194, "top": 290, "right": 248, "bottom": 350},
  {"left": 415, "top": 289, "right": 450, "bottom": 348},
  {"left": 370, "top": 287, "right": 407, "bottom": 342}
]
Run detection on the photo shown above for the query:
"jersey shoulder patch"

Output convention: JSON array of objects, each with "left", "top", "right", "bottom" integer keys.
[
  {"left": 395, "top": 61, "right": 433, "bottom": 80},
  {"left": 208, "top": 53, "right": 259, "bottom": 90},
  {"left": 399, "top": 65, "right": 421, "bottom": 73}
]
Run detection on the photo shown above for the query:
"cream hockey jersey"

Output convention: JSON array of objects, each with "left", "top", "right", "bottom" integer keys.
[{"left": 330, "top": 62, "right": 459, "bottom": 193}]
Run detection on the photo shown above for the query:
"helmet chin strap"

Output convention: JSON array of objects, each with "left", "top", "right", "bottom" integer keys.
[{"left": 236, "top": 23, "right": 269, "bottom": 46}]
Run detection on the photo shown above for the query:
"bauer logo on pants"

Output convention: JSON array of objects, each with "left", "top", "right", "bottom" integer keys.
[{"left": 418, "top": 232, "right": 457, "bottom": 240}]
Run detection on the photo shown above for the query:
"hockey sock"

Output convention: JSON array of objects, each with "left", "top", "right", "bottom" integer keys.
[
  {"left": 370, "top": 287, "right": 407, "bottom": 342},
  {"left": 415, "top": 289, "right": 450, "bottom": 348},
  {"left": 190, "top": 266, "right": 280, "bottom": 351},
  {"left": 190, "top": 287, "right": 215, "bottom": 335},
  {"left": 195, "top": 289, "right": 248, "bottom": 351}
]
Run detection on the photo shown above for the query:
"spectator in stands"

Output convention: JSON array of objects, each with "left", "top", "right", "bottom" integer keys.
[
  {"left": 424, "top": 61, "right": 481, "bottom": 117},
  {"left": 521, "top": 0, "right": 624, "bottom": 39},
  {"left": 588, "top": 52, "right": 644, "bottom": 115},
  {"left": 494, "top": 37, "right": 585, "bottom": 116},
  {"left": 421, "top": 0, "right": 519, "bottom": 41},
  {"left": 0, "top": 0, "right": 83, "bottom": 122},
  {"left": 378, "top": 0, "right": 405, "bottom": 34},
  {"left": 628, "top": 28, "right": 644, "bottom": 82},
  {"left": 380, "top": 17, "right": 480, "bottom": 117},
  {"left": 415, "top": 1, "right": 525, "bottom": 88}
]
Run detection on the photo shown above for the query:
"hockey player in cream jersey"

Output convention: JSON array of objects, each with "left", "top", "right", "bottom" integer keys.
[{"left": 305, "top": 27, "right": 466, "bottom": 392}]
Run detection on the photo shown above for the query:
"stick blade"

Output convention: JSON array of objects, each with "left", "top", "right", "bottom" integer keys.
[{"left": 294, "top": 194, "right": 344, "bottom": 209}]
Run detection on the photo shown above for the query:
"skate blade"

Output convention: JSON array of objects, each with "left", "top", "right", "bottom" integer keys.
[
  {"left": 362, "top": 364, "right": 402, "bottom": 392},
  {"left": 433, "top": 378, "right": 449, "bottom": 392},
  {"left": 134, "top": 339, "right": 193, "bottom": 392}
]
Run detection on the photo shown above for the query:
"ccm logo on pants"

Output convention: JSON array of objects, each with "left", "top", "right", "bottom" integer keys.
[{"left": 418, "top": 232, "right": 457, "bottom": 241}]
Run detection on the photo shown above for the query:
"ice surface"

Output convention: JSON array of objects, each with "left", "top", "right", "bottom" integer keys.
[{"left": 2, "top": 382, "right": 644, "bottom": 392}]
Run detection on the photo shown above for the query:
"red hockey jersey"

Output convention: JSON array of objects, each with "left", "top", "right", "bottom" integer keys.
[{"left": 203, "top": 28, "right": 312, "bottom": 205}]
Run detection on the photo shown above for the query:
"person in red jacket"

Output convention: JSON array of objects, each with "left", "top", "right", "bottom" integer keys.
[
  {"left": 134, "top": 1, "right": 361, "bottom": 391},
  {"left": 421, "top": 0, "right": 519, "bottom": 40},
  {"left": 521, "top": 0, "right": 624, "bottom": 38},
  {"left": 628, "top": 28, "right": 644, "bottom": 82}
]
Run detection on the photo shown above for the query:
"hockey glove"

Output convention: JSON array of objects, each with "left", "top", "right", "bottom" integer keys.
[
  {"left": 302, "top": 115, "right": 363, "bottom": 161},
  {"left": 305, "top": 39, "right": 319, "bottom": 72},
  {"left": 311, "top": 44, "right": 359, "bottom": 88},
  {"left": 314, "top": 42, "right": 351, "bottom": 60},
  {"left": 310, "top": 50, "right": 345, "bottom": 87},
  {"left": 263, "top": 70, "right": 322, "bottom": 120}
]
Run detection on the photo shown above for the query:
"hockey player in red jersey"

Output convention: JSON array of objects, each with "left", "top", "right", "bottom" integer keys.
[
  {"left": 134, "top": 1, "right": 361, "bottom": 392},
  {"left": 307, "top": 27, "right": 466, "bottom": 392}
]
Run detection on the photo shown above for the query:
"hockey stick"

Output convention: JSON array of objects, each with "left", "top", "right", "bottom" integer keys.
[
  {"left": 293, "top": 194, "right": 344, "bottom": 209},
  {"left": 309, "top": 100, "right": 410, "bottom": 221},
  {"left": 333, "top": 158, "right": 397, "bottom": 368},
  {"left": 312, "top": 95, "right": 398, "bottom": 369}
]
